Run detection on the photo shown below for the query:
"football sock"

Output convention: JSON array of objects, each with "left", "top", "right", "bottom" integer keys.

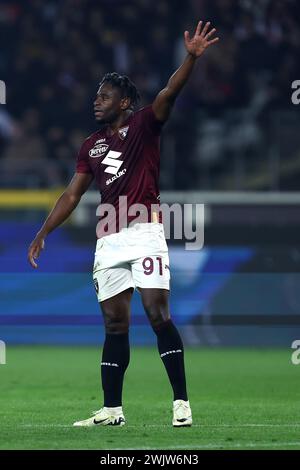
[
  {"left": 154, "top": 319, "right": 188, "bottom": 401},
  {"left": 101, "top": 333, "right": 130, "bottom": 407}
]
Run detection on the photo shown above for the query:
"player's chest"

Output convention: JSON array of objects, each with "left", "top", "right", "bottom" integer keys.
[{"left": 87, "top": 125, "right": 141, "bottom": 175}]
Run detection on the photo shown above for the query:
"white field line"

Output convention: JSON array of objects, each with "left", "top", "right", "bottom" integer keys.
[
  {"left": 15, "top": 423, "right": 300, "bottom": 429},
  {"left": 114, "top": 442, "right": 300, "bottom": 450}
]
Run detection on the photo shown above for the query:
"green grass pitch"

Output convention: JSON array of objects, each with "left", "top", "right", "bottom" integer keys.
[{"left": 0, "top": 346, "right": 299, "bottom": 450}]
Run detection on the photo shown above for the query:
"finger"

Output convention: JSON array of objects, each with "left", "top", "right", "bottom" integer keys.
[
  {"left": 28, "top": 245, "right": 40, "bottom": 268},
  {"left": 195, "top": 20, "right": 203, "bottom": 36},
  {"left": 32, "top": 240, "right": 44, "bottom": 257},
  {"left": 34, "top": 246, "right": 42, "bottom": 260},
  {"left": 207, "top": 37, "right": 219, "bottom": 45},
  {"left": 201, "top": 21, "right": 211, "bottom": 37},
  {"left": 28, "top": 251, "right": 38, "bottom": 268},
  {"left": 184, "top": 30, "right": 190, "bottom": 42},
  {"left": 205, "top": 28, "right": 216, "bottom": 40}
]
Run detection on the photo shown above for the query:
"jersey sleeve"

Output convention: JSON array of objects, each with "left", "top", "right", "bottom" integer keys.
[
  {"left": 76, "top": 139, "right": 93, "bottom": 174},
  {"left": 138, "top": 105, "right": 164, "bottom": 136}
]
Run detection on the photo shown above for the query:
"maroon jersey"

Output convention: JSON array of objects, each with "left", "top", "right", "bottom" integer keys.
[{"left": 76, "top": 105, "right": 163, "bottom": 236}]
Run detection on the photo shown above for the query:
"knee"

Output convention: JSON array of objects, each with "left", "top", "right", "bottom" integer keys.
[
  {"left": 103, "top": 308, "right": 129, "bottom": 334},
  {"left": 143, "top": 298, "right": 170, "bottom": 330}
]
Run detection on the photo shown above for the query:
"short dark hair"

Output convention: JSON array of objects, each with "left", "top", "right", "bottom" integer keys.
[{"left": 99, "top": 72, "right": 140, "bottom": 109}]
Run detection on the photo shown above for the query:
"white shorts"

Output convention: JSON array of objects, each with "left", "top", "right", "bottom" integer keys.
[{"left": 93, "top": 223, "right": 170, "bottom": 302}]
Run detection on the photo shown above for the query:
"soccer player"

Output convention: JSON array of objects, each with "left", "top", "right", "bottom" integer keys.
[{"left": 28, "top": 21, "right": 218, "bottom": 427}]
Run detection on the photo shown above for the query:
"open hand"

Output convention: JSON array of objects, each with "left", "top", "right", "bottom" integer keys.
[{"left": 184, "top": 21, "right": 219, "bottom": 58}]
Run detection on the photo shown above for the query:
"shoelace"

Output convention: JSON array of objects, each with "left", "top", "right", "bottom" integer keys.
[
  {"left": 174, "top": 402, "right": 188, "bottom": 410},
  {"left": 174, "top": 402, "right": 189, "bottom": 417}
]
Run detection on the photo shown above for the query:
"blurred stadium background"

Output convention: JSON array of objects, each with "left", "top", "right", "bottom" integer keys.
[{"left": 1, "top": 0, "right": 300, "bottom": 348}]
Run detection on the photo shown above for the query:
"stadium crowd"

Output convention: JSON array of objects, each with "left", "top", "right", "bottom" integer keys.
[{"left": 0, "top": 0, "right": 299, "bottom": 189}]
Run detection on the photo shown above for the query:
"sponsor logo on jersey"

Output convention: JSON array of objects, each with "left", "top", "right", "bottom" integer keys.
[
  {"left": 89, "top": 142, "right": 109, "bottom": 158},
  {"left": 118, "top": 126, "right": 129, "bottom": 140},
  {"left": 106, "top": 168, "right": 127, "bottom": 186},
  {"left": 101, "top": 150, "right": 124, "bottom": 175}
]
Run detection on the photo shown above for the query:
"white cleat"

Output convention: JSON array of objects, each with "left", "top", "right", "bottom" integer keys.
[
  {"left": 172, "top": 400, "right": 192, "bottom": 427},
  {"left": 73, "top": 406, "right": 125, "bottom": 427}
]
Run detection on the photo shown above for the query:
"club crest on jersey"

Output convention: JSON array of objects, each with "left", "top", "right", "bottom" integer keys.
[
  {"left": 89, "top": 142, "right": 109, "bottom": 158},
  {"left": 118, "top": 126, "right": 129, "bottom": 140}
]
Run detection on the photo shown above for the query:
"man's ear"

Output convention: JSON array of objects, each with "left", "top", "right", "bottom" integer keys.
[{"left": 120, "top": 97, "right": 131, "bottom": 110}]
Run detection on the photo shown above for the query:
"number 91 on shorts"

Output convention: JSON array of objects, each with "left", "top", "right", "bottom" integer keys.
[{"left": 92, "top": 223, "right": 171, "bottom": 302}]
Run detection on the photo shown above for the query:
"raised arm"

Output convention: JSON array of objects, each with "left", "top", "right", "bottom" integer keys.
[
  {"left": 152, "top": 21, "right": 219, "bottom": 122},
  {"left": 28, "top": 172, "right": 93, "bottom": 268}
]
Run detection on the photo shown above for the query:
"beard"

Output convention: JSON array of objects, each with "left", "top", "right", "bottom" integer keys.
[
  {"left": 95, "top": 109, "right": 119, "bottom": 125},
  {"left": 95, "top": 115, "right": 106, "bottom": 124}
]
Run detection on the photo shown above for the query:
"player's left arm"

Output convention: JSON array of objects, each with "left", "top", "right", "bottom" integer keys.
[{"left": 152, "top": 21, "right": 219, "bottom": 123}]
